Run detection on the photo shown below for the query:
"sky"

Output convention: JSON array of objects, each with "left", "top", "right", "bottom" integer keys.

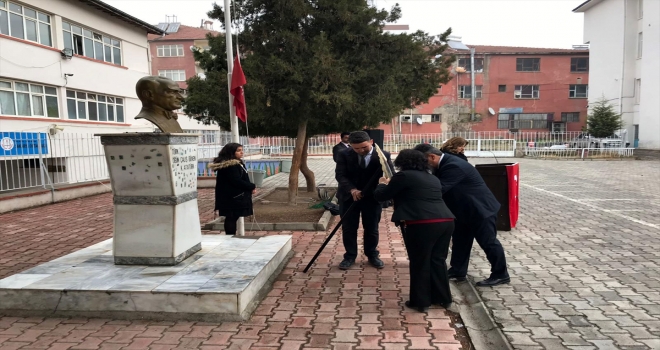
[{"left": 104, "top": 0, "right": 586, "bottom": 49}]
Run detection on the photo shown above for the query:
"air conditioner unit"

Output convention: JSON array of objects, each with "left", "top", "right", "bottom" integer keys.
[
  {"left": 514, "top": 90, "right": 522, "bottom": 97},
  {"left": 400, "top": 115, "right": 411, "bottom": 121}
]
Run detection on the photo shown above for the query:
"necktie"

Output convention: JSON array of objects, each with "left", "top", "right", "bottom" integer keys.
[{"left": 359, "top": 155, "right": 367, "bottom": 169}]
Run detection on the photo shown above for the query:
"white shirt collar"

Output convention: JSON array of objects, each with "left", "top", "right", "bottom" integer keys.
[{"left": 437, "top": 153, "right": 444, "bottom": 168}]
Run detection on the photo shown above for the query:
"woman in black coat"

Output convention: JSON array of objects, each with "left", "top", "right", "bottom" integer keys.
[
  {"left": 209, "top": 143, "right": 256, "bottom": 235},
  {"left": 374, "top": 149, "right": 455, "bottom": 312},
  {"left": 440, "top": 137, "right": 469, "bottom": 161}
]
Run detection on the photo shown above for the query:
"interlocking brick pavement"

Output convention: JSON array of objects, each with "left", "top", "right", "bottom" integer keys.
[
  {"left": 467, "top": 158, "right": 660, "bottom": 350},
  {"left": 0, "top": 158, "right": 462, "bottom": 349}
]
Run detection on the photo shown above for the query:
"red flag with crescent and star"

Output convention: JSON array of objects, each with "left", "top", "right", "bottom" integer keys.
[{"left": 230, "top": 56, "right": 247, "bottom": 122}]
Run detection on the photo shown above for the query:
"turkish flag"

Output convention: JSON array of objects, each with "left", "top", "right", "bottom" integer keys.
[{"left": 230, "top": 56, "right": 247, "bottom": 123}]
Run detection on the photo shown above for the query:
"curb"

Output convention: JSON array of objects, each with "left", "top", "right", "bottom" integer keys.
[{"left": 450, "top": 278, "right": 514, "bottom": 350}]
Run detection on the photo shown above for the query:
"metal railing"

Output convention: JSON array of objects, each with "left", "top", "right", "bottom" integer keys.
[
  {"left": 1, "top": 132, "right": 107, "bottom": 193},
  {"left": 525, "top": 147, "right": 635, "bottom": 159}
]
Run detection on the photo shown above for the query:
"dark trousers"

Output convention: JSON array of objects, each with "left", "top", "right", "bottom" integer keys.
[
  {"left": 224, "top": 213, "right": 239, "bottom": 235},
  {"left": 402, "top": 221, "right": 454, "bottom": 307},
  {"left": 449, "top": 214, "right": 508, "bottom": 279},
  {"left": 340, "top": 198, "right": 381, "bottom": 260}
]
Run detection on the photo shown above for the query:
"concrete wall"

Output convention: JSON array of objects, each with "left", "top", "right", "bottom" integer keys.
[{"left": 638, "top": 0, "right": 660, "bottom": 149}]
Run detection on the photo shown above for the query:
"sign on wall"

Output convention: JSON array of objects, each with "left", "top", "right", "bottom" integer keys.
[{"left": 0, "top": 132, "right": 49, "bottom": 156}]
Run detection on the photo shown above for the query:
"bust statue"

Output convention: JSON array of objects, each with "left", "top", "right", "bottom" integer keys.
[{"left": 134, "top": 76, "right": 185, "bottom": 133}]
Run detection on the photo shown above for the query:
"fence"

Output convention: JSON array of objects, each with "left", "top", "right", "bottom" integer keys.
[
  {"left": 525, "top": 147, "right": 635, "bottom": 159},
  {"left": 0, "top": 130, "right": 634, "bottom": 193},
  {"left": 1, "top": 132, "right": 107, "bottom": 193}
]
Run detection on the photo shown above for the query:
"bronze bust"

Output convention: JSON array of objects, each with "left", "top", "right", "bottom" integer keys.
[{"left": 134, "top": 76, "right": 185, "bottom": 133}]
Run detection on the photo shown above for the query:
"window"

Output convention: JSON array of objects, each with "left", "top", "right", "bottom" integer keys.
[
  {"left": 157, "top": 45, "right": 184, "bottom": 57},
  {"left": 516, "top": 58, "right": 540, "bottom": 72},
  {"left": 66, "top": 89, "right": 124, "bottom": 123},
  {"left": 569, "top": 84, "right": 588, "bottom": 98},
  {"left": 498, "top": 113, "right": 551, "bottom": 129},
  {"left": 570, "top": 57, "right": 589, "bottom": 72},
  {"left": 431, "top": 114, "right": 441, "bottom": 122},
  {"left": 459, "top": 85, "right": 482, "bottom": 99},
  {"left": 62, "top": 21, "right": 121, "bottom": 65},
  {"left": 635, "top": 79, "right": 641, "bottom": 104},
  {"left": 158, "top": 70, "right": 186, "bottom": 82},
  {"left": 498, "top": 85, "right": 506, "bottom": 92},
  {"left": 0, "top": 79, "right": 59, "bottom": 117},
  {"left": 514, "top": 85, "right": 539, "bottom": 99},
  {"left": 457, "top": 58, "right": 484, "bottom": 72},
  {"left": 561, "top": 112, "right": 580, "bottom": 122},
  {"left": 638, "top": 0, "right": 643, "bottom": 18},
  {"left": 0, "top": 1, "right": 52, "bottom": 46},
  {"left": 637, "top": 32, "right": 643, "bottom": 58}
]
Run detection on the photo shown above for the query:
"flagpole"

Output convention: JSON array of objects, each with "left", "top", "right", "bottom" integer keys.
[{"left": 224, "top": 0, "right": 244, "bottom": 236}]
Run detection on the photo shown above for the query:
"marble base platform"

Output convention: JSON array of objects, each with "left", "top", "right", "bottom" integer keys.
[{"left": 0, "top": 235, "right": 292, "bottom": 321}]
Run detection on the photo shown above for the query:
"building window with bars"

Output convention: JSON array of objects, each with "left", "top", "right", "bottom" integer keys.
[
  {"left": 158, "top": 70, "right": 186, "bottom": 82},
  {"left": 569, "top": 85, "right": 588, "bottom": 98},
  {"left": 570, "top": 57, "right": 588, "bottom": 72},
  {"left": 561, "top": 112, "right": 580, "bottom": 122},
  {"left": 516, "top": 58, "right": 540, "bottom": 71},
  {"left": 497, "top": 113, "right": 551, "bottom": 129},
  {"left": 62, "top": 21, "right": 122, "bottom": 65},
  {"left": 0, "top": 79, "right": 59, "bottom": 117},
  {"left": 157, "top": 44, "right": 184, "bottom": 57},
  {"left": 0, "top": 1, "right": 52, "bottom": 46},
  {"left": 457, "top": 58, "right": 484, "bottom": 72},
  {"left": 66, "top": 90, "right": 124, "bottom": 123},
  {"left": 459, "top": 85, "right": 482, "bottom": 99},
  {"left": 514, "top": 85, "right": 539, "bottom": 99}
]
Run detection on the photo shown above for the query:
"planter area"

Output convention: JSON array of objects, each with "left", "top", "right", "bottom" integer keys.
[{"left": 204, "top": 187, "right": 337, "bottom": 232}]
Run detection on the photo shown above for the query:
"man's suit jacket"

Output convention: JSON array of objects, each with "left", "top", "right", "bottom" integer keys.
[
  {"left": 335, "top": 148, "right": 394, "bottom": 202},
  {"left": 435, "top": 153, "right": 500, "bottom": 221},
  {"left": 332, "top": 142, "right": 350, "bottom": 162},
  {"left": 373, "top": 170, "right": 454, "bottom": 223}
]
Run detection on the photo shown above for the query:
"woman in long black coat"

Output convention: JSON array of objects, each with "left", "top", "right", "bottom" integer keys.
[
  {"left": 374, "top": 149, "right": 455, "bottom": 312},
  {"left": 209, "top": 143, "right": 256, "bottom": 235}
]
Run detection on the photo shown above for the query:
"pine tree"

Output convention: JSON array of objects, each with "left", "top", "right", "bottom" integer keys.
[
  {"left": 587, "top": 97, "right": 623, "bottom": 138},
  {"left": 184, "top": 0, "right": 455, "bottom": 203}
]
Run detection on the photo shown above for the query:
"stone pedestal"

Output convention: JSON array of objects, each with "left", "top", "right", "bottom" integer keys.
[{"left": 99, "top": 133, "right": 202, "bottom": 265}]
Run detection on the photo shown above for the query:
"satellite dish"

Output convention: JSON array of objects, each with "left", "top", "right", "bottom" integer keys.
[
  {"left": 488, "top": 107, "right": 496, "bottom": 115},
  {"left": 416, "top": 117, "right": 423, "bottom": 125}
]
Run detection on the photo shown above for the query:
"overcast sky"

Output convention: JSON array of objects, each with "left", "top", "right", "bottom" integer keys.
[{"left": 104, "top": 0, "right": 586, "bottom": 49}]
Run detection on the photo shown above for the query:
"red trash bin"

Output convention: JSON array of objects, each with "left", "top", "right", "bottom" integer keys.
[{"left": 475, "top": 163, "right": 520, "bottom": 231}]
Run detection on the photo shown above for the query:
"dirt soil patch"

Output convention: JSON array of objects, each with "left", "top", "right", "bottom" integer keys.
[{"left": 249, "top": 187, "right": 336, "bottom": 223}]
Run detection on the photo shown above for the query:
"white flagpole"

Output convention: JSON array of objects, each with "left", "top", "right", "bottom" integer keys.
[{"left": 224, "top": 0, "right": 244, "bottom": 236}]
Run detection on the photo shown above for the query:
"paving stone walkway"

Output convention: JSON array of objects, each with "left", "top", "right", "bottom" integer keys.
[
  {"left": 0, "top": 158, "right": 462, "bottom": 350},
  {"left": 467, "top": 158, "right": 660, "bottom": 350}
]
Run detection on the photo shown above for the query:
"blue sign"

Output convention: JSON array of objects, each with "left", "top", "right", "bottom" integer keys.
[
  {"left": 0, "top": 132, "right": 49, "bottom": 156},
  {"left": 499, "top": 107, "right": 524, "bottom": 114}
]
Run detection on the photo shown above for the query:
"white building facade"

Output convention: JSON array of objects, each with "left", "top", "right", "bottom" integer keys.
[
  {"left": 0, "top": 0, "right": 164, "bottom": 191},
  {"left": 575, "top": 0, "right": 660, "bottom": 149}
]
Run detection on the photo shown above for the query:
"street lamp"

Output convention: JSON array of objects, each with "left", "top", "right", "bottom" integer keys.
[{"left": 446, "top": 35, "right": 476, "bottom": 121}]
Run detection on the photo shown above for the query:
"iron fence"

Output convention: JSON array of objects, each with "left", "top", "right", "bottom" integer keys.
[
  {"left": 1, "top": 132, "right": 107, "bottom": 192},
  {"left": 525, "top": 147, "right": 635, "bottom": 159}
]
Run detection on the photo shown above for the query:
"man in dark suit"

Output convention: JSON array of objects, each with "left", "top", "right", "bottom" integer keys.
[
  {"left": 414, "top": 144, "right": 510, "bottom": 287},
  {"left": 332, "top": 132, "right": 351, "bottom": 162},
  {"left": 335, "top": 131, "right": 394, "bottom": 270}
]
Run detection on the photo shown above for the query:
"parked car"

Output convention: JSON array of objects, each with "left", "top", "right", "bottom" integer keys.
[{"left": 570, "top": 133, "right": 623, "bottom": 148}]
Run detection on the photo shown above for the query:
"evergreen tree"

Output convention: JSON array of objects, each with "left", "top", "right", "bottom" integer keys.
[
  {"left": 184, "top": 0, "right": 455, "bottom": 203},
  {"left": 587, "top": 97, "right": 624, "bottom": 138}
]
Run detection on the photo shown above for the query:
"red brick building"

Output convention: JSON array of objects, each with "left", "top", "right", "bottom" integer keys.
[
  {"left": 147, "top": 22, "right": 218, "bottom": 90},
  {"left": 379, "top": 45, "right": 590, "bottom": 134}
]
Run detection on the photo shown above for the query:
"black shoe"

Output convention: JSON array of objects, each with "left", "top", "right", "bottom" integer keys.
[
  {"left": 339, "top": 259, "right": 355, "bottom": 270},
  {"left": 447, "top": 271, "right": 467, "bottom": 282},
  {"left": 476, "top": 276, "right": 510, "bottom": 287},
  {"left": 368, "top": 257, "right": 384, "bottom": 269},
  {"left": 432, "top": 301, "right": 452, "bottom": 309},
  {"left": 405, "top": 300, "right": 429, "bottom": 313}
]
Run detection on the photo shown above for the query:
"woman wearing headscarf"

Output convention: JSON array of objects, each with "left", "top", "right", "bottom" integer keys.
[
  {"left": 209, "top": 143, "right": 256, "bottom": 235},
  {"left": 374, "top": 149, "right": 455, "bottom": 312}
]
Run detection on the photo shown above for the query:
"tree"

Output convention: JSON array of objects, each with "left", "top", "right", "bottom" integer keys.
[
  {"left": 587, "top": 97, "right": 623, "bottom": 138},
  {"left": 184, "top": 0, "right": 455, "bottom": 204}
]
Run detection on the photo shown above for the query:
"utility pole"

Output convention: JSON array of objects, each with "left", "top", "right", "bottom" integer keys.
[
  {"left": 470, "top": 48, "right": 476, "bottom": 121},
  {"left": 223, "top": 0, "right": 244, "bottom": 236}
]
